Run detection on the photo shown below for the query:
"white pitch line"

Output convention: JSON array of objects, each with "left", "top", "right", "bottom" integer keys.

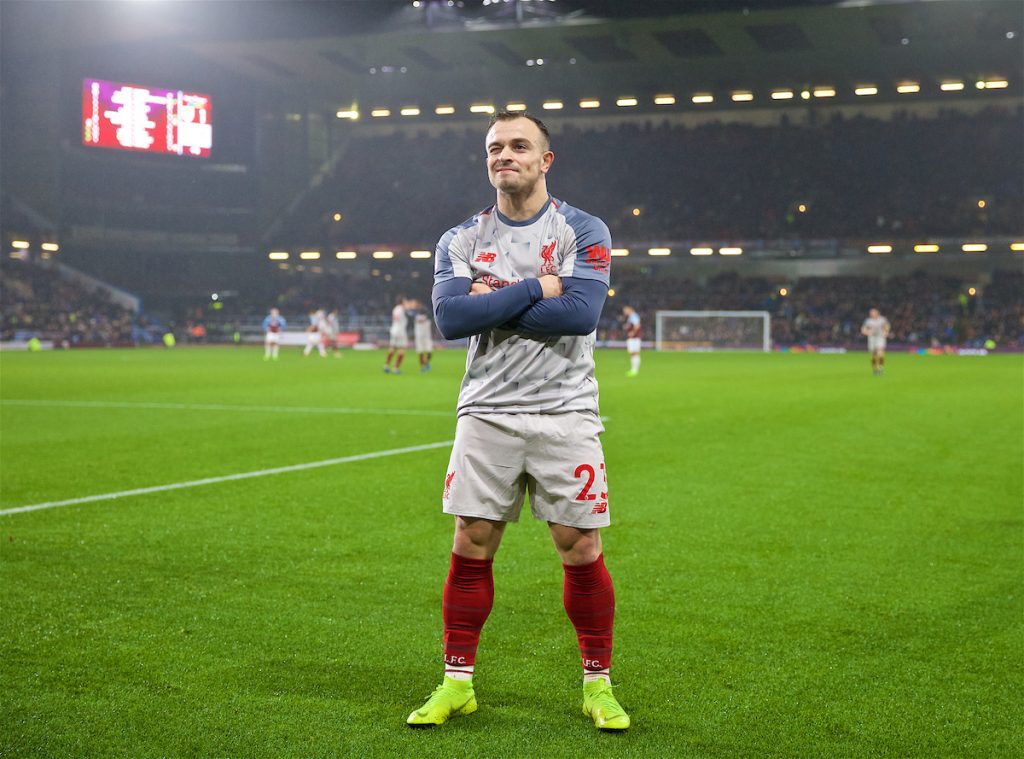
[
  {"left": 0, "top": 440, "right": 453, "bottom": 517},
  {"left": 0, "top": 399, "right": 452, "bottom": 417}
]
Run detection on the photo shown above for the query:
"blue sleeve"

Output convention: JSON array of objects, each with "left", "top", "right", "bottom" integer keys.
[
  {"left": 432, "top": 277, "right": 544, "bottom": 340},
  {"left": 280, "top": 317, "right": 287, "bottom": 329},
  {"left": 503, "top": 277, "right": 607, "bottom": 335},
  {"left": 262, "top": 317, "right": 269, "bottom": 330}
]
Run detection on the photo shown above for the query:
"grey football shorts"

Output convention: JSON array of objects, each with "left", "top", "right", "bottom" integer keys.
[{"left": 441, "top": 411, "right": 610, "bottom": 528}]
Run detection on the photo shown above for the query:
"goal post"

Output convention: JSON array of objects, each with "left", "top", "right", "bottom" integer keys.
[{"left": 655, "top": 310, "right": 772, "bottom": 352}]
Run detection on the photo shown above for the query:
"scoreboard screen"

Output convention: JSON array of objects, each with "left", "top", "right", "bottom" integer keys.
[{"left": 82, "top": 78, "right": 212, "bottom": 158}]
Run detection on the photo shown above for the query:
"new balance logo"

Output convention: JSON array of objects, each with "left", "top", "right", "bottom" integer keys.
[
  {"left": 585, "top": 244, "right": 611, "bottom": 273},
  {"left": 443, "top": 471, "right": 456, "bottom": 500},
  {"left": 474, "top": 252, "right": 497, "bottom": 263},
  {"left": 591, "top": 502, "right": 608, "bottom": 514}
]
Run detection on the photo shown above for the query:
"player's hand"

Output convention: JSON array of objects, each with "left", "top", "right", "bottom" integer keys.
[
  {"left": 538, "top": 274, "right": 563, "bottom": 299},
  {"left": 470, "top": 281, "right": 493, "bottom": 296}
]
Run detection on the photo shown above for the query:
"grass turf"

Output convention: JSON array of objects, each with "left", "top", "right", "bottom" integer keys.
[{"left": 1, "top": 346, "right": 1021, "bottom": 758}]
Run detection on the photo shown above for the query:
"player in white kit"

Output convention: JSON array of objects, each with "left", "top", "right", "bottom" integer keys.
[
  {"left": 407, "top": 112, "right": 629, "bottom": 732},
  {"left": 303, "top": 310, "right": 327, "bottom": 358},
  {"left": 322, "top": 309, "right": 341, "bottom": 358},
  {"left": 262, "top": 307, "right": 286, "bottom": 361},
  {"left": 412, "top": 299, "right": 434, "bottom": 372},
  {"left": 622, "top": 305, "right": 641, "bottom": 377},
  {"left": 861, "top": 307, "right": 891, "bottom": 376},
  {"left": 384, "top": 297, "right": 410, "bottom": 374}
]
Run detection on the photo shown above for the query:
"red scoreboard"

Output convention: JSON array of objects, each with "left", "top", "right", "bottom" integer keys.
[{"left": 82, "top": 78, "right": 212, "bottom": 158}]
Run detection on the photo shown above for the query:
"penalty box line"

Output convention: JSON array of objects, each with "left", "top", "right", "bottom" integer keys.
[{"left": 0, "top": 440, "right": 454, "bottom": 517}]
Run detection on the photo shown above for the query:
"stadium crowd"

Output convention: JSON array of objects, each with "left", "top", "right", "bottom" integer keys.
[{"left": 288, "top": 106, "right": 1022, "bottom": 248}]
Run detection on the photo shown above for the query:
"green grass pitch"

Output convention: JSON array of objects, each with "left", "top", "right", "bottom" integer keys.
[{"left": 1, "top": 346, "right": 1021, "bottom": 758}]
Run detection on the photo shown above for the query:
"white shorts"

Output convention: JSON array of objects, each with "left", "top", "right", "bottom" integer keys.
[
  {"left": 265, "top": 332, "right": 280, "bottom": 345},
  {"left": 626, "top": 337, "right": 641, "bottom": 354},
  {"left": 390, "top": 329, "right": 409, "bottom": 349},
  {"left": 442, "top": 411, "right": 610, "bottom": 528},
  {"left": 415, "top": 327, "right": 433, "bottom": 353},
  {"left": 868, "top": 337, "right": 887, "bottom": 352}
]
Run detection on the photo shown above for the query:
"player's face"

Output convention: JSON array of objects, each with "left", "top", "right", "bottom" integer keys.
[
  {"left": 485, "top": 118, "right": 553, "bottom": 196},
  {"left": 869, "top": 309, "right": 879, "bottom": 319}
]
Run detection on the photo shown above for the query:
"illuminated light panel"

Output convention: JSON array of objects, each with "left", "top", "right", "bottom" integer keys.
[
  {"left": 855, "top": 86, "right": 878, "bottom": 96},
  {"left": 654, "top": 95, "right": 676, "bottom": 105},
  {"left": 41, "top": 242, "right": 60, "bottom": 252},
  {"left": 616, "top": 97, "right": 638, "bottom": 107},
  {"left": 409, "top": 250, "right": 432, "bottom": 259},
  {"left": 610, "top": 248, "right": 629, "bottom": 257},
  {"left": 579, "top": 99, "right": 601, "bottom": 109},
  {"left": 470, "top": 104, "right": 495, "bottom": 114},
  {"left": 435, "top": 105, "right": 455, "bottom": 115},
  {"left": 372, "top": 250, "right": 395, "bottom": 259},
  {"left": 335, "top": 251, "right": 357, "bottom": 259},
  {"left": 11, "top": 240, "right": 29, "bottom": 249},
  {"left": 400, "top": 107, "right": 421, "bottom": 116},
  {"left": 813, "top": 88, "right": 836, "bottom": 98},
  {"left": 914, "top": 244, "right": 940, "bottom": 253},
  {"left": 333, "top": 213, "right": 342, "bottom": 221},
  {"left": 336, "top": 110, "right": 359, "bottom": 119},
  {"left": 689, "top": 247, "right": 713, "bottom": 256},
  {"left": 978, "top": 80, "right": 1009, "bottom": 89},
  {"left": 771, "top": 90, "right": 794, "bottom": 100},
  {"left": 370, "top": 108, "right": 391, "bottom": 117},
  {"left": 300, "top": 251, "right": 321, "bottom": 260},
  {"left": 962, "top": 243, "right": 988, "bottom": 252},
  {"left": 607, "top": 288, "right": 616, "bottom": 297},
  {"left": 731, "top": 91, "right": 754, "bottom": 102},
  {"left": 801, "top": 90, "right": 811, "bottom": 100},
  {"left": 648, "top": 248, "right": 672, "bottom": 256},
  {"left": 505, "top": 102, "right": 527, "bottom": 112},
  {"left": 896, "top": 83, "right": 921, "bottom": 94},
  {"left": 940, "top": 81, "right": 965, "bottom": 91},
  {"left": 268, "top": 251, "right": 289, "bottom": 260},
  {"left": 1010, "top": 243, "right": 1024, "bottom": 251},
  {"left": 967, "top": 287, "right": 977, "bottom": 296},
  {"left": 719, "top": 247, "right": 743, "bottom": 256},
  {"left": 779, "top": 287, "right": 789, "bottom": 296},
  {"left": 542, "top": 101, "right": 563, "bottom": 110},
  {"left": 691, "top": 93, "right": 714, "bottom": 104},
  {"left": 867, "top": 245, "right": 893, "bottom": 254}
]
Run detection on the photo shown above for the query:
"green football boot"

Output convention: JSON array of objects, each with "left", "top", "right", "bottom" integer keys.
[
  {"left": 406, "top": 677, "right": 477, "bottom": 727},
  {"left": 582, "top": 679, "right": 630, "bottom": 731}
]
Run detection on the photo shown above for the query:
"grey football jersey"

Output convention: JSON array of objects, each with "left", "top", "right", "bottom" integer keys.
[
  {"left": 434, "top": 197, "right": 612, "bottom": 416},
  {"left": 862, "top": 316, "right": 890, "bottom": 338}
]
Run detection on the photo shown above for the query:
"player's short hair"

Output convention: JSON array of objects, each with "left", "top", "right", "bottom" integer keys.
[{"left": 488, "top": 111, "right": 551, "bottom": 151}]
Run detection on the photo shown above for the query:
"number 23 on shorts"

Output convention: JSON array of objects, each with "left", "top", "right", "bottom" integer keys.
[{"left": 574, "top": 462, "right": 608, "bottom": 515}]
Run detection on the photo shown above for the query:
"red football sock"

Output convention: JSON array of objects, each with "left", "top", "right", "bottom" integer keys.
[
  {"left": 443, "top": 552, "right": 494, "bottom": 678},
  {"left": 563, "top": 554, "right": 615, "bottom": 679}
]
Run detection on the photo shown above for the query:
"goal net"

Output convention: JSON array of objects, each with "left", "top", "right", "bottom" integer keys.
[{"left": 655, "top": 310, "right": 771, "bottom": 352}]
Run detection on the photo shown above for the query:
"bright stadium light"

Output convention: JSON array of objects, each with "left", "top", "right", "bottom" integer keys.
[
  {"left": 335, "top": 251, "right": 357, "bottom": 259},
  {"left": 11, "top": 240, "right": 29, "bottom": 249},
  {"left": 812, "top": 87, "right": 836, "bottom": 98},
  {"left": 653, "top": 94, "right": 676, "bottom": 105},
  {"left": 867, "top": 244, "right": 893, "bottom": 254},
  {"left": 691, "top": 93, "right": 714, "bottom": 104},
  {"left": 435, "top": 105, "right": 455, "bottom": 115},
  {"left": 41, "top": 242, "right": 60, "bottom": 252},
  {"left": 719, "top": 247, "right": 743, "bottom": 256},
  {"left": 470, "top": 104, "right": 495, "bottom": 114},
  {"left": 506, "top": 102, "right": 527, "bottom": 112},
  {"left": 373, "top": 250, "right": 395, "bottom": 259},
  {"left": 689, "top": 247, "right": 713, "bottom": 256},
  {"left": 855, "top": 86, "right": 878, "bottom": 96},
  {"left": 610, "top": 248, "right": 629, "bottom": 257},
  {"left": 409, "top": 250, "right": 432, "bottom": 259},
  {"left": 801, "top": 90, "right": 811, "bottom": 100},
  {"left": 370, "top": 108, "right": 391, "bottom": 117},
  {"left": 914, "top": 244, "right": 940, "bottom": 253},
  {"left": 962, "top": 243, "right": 988, "bottom": 252},
  {"left": 977, "top": 79, "right": 1008, "bottom": 89},
  {"left": 400, "top": 107, "right": 421, "bottom": 116},
  {"left": 896, "top": 82, "right": 921, "bottom": 94},
  {"left": 579, "top": 99, "right": 601, "bottom": 109},
  {"left": 940, "top": 81, "right": 965, "bottom": 91},
  {"left": 731, "top": 91, "right": 754, "bottom": 102},
  {"left": 1011, "top": 242, "right": 1024, "bottom": 251},
  {"left": 607, "top": 288, "right": 616, "bottom": 297},
  {"left": 542, "top": 101, "right": 563, "bottom": 110},
  {"left": 648, "top": 248, "right": 671, "bottom": 256},
  {"left": 616, "top": 97, "right": 638, "bottom": 107},
  {"left": 268, "top": 251, "right": 289, "bottom": 260},
  {"left": 336, "top": 110, "right": 359, "bottom": 119},
  {"left": 300, "top": 251, "right": 320, "bottom": 260},
  {"left": 771, "top": 90, "right": 794, "bottom": 100}
]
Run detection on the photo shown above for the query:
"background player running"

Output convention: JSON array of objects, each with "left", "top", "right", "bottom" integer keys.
[
  {"left": 861, "top": 307, "right": 891, "bottom": 376},
  {"left": 412, "top": 299, "right": 434, "bottom": 372},
  {"left": 383, "top": 296, "right": 411, "bottom": 374},
  {"left": 262, "top": 307, "right": 286, "bottom": 361},
  {"left": 407, "top": 112, "right": 629, "bottom": 732},
  {"left": 622, "top": 305, "right": 642, "bottom": 377}
]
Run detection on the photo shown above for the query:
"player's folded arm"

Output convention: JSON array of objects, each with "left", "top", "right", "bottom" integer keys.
[
  {"left": 432, "top": 276, "right": 543, "bottom": 340},
  {"left": 503, "top": 277, "right": 607, "bottom": 335}
]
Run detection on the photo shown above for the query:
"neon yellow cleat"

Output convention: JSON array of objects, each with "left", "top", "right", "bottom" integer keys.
[
  {"left": 406, "top": 677, "right": 478, "bottom": 727},
  {"left": 583, "top": 679, "right": 630, "bottom": 731}
]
